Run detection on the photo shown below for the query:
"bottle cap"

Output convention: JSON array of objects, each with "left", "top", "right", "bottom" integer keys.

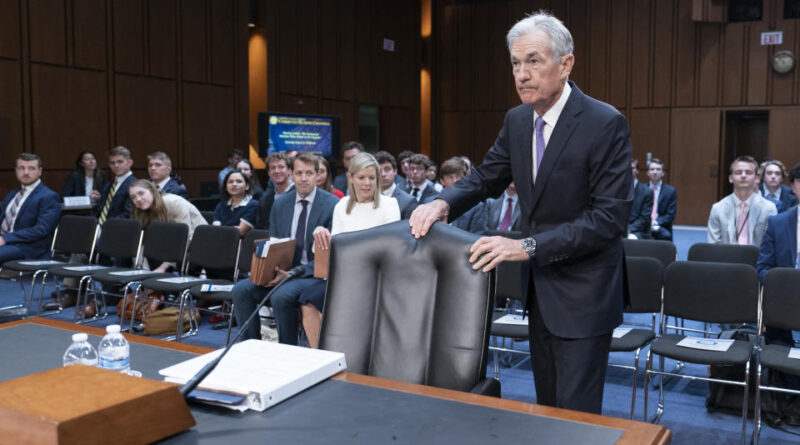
[
  {"left": 106, "top": 324, "right": 121, "bottom": 333},
  {"left": 72, "top": 333, "right": 88, "bottom": 342}
]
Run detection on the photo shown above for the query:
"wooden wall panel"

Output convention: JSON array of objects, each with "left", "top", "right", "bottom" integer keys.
[
  {"left": 630, "top": 0, "right": 651, "bottom": 108},
  {"left": 454, "top": 4, "right": 472, "bottom": 111},
  {"left": 588, "top": 0, "right": 609, "bottom": 102},
  {"left": 489, "top": 1, "right": 510, "bottom": 111},
  {"left": 29, "top": 0, "right": 66, "bottom": 64},
  {"left": 472, "top": 111, "right": 505, "bottom": 163},
  {"left": 0, "top": 60, "right": 23, "bottom": 167},
  {"left": 652, "top": 0, "right": 674, "bottom": 107},
  {"left": 608, "top": 0, "right": 629, "bottom": 109},
  {"left": 674, "top": 0, "right": 696, "bottom": 106},
  {"left": 768, "top": 107, "right": 800, "bottom": 167},
  {"left": 630, "top": 109, "right": 670, "bottom": 175},
  {"left": 181, "top": 0, "right": 207, "bottom": 82},
  {"left": 771, "top": 18, "right": 796, "bottom": 105},
  {"left": 721, "top": 23, "right": 745, "bottom": 106},
  {"left": 148, "top": 0, "right": 177, "bottom": 78},
  {"left": 319, "top": 0, "right": 339, "bottom": 100},
  {"left": 380, "top": 107, "right": 417, "bottom": 152},
  {"left": 338, "top": 0, "right": 356, "bottom": 101},
  {"left": 182, "top": 83, "right": 234, "bottom": 168},
  {"left": 73, "top": 0, "right": 107, "bottom": 70},
  {"left": 472, "top": 2, "right": 491, "bottom": 111},
  {"left": 278, "top": 94, "right": 319, "bottom": 114},
  {"left": 670, "top": 109, "right": 720, "bottom": 225},
  {"left": 747, "top": 22, "right": 769, "bottom": 105},
  {"left": 298, "top": 0, "right": 319, "bottom": 98},
  {"left": 567, "top": 1, "right": 589, "bottom": 92},
  {"left": 439, "top": 5, "right": 456, "bottom": 111},
  {"left": 210, "top": 0, "right": 234, "bottom": 86},
  {"left": 440, "top": 112, "right": 471, "bottom": 161},
  {"left": 114, "top": 75, "right": 178, "bottom": 167},
  {"left": 30, "top": 65, "right": 109, "bottom": 167},
  {"left": 0, "top": 0, "right": 20, "bottom": 59},
  {"left": 697, "top": 24, "right": 721, "bottom": 106},
  {"left": 321, "top": 99, "right": 357, "bottom": 144},
  {"left": 113, "top": 0, "right": 144, "bottom": 74}
]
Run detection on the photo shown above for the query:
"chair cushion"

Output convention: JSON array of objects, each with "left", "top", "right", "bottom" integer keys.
[
  {"left": 610, "top": 328, "right": 655, "bottom": 352},
  {"left": 2, "top": 260, "right": 65, "bottom": 272},
  {"left": 188, "top": 280, "right": 235, "bottom": 303},
  {"left": 140, "top": 276, "right": 215, "bottom": 294},
  {"left": 650, "top": 333, "right": 753, "bottom": 365},
  {"left": 91, "top": 269, "right": 172, "bottom": 286},
  {"left": 760, "top": 344, "right": 800, "bottom": 376}
]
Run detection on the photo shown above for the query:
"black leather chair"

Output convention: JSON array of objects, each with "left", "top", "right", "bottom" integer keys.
[{"left": 319, "top": 221, "right": 500, "bottom": 396}]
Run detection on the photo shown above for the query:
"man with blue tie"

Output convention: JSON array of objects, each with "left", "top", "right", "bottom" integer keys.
[
  {"left": 646, "top": 158, "right": 677, "bottom": 240},
  {"left": 231, "top": 153, "right": 338, "bottom": 344},
  {"left": 95, "top": 146, "right": 136, "bottom": 224},
  {"left": 0, "top": 153, "right": 61, "bottom": 263},
  {"left": 759, "top": 159, "right": 798, "bottom": 213}
]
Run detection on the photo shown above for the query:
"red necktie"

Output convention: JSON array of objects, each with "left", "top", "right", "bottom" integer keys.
[{"left": 498, "top": 198, "right": 513, "bottom": 231}]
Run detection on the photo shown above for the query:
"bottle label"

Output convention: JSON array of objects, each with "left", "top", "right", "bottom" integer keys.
[{"left": 99, "top": 356, "right": 130, "bottom": 371}]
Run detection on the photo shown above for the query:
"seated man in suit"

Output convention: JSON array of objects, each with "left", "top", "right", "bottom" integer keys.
[
  {"left": 148, "top": 151, "right": 188, "bottom": 199},
  {"left": 332, "top": 141, "right": 363, "bottom": 193},
  {"left": 0, "top": 153, "right": 61, "bottom": 263},
  {"left": 232, "top": 153, "right": 339, "bottom": 344},
  {"left": 256, "top": 152, "right": 295, "bottom": 230},
  {"left": 647, "top": 158, "right": 676, "bottom": 240},
  {"left": 440, "top": 158, "right": 485, "bottom": 235},
  {"left": 628, "top": 159, "right": 652, "bottom": 239},
  {"left": 760, "top": 159, "right": 798, "bottom": 213},
  {"left": 708, "top": 155, "right": 776, "bottom": 246},
  {"left": 95, "top": 146, "right": 136, "bottom": 224},
  {"left": 405, "top": 154, "right": 439, "bottom": 203},
  {"left": 485, "top": 182, "right": 520, "bottom": 232},
  {"left": 375, "top": 151, "right": 418, "bottom": 219}
]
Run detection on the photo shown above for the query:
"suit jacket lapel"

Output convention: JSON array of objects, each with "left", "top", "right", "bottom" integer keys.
[
  {"left": 726, "top": 196, "right": 737, "bottom": 242},
  {"left": 788, "top": 207, "right": 798, "bottom": 265},
  {"left": 15, "top": 185, "right": 40, "bottom": 218},
  {"left": 516, "top": 106, "right": 534, "bottom": 211}
]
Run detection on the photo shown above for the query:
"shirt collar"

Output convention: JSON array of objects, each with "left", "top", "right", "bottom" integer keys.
[
  {"left": 533, "top": 81, "right": 572, "bottom": 128},
  {"left": 115, "top": 171, "right": 132, "bottom": 184},
  {"left": 502, "top": 191, "right": 518, "bottom": 204},
  {"left": 383, "top": 183, "right": 396, "bottom": 197},
  {"left": 296, "top": 186, "right": 317, "bottom": 205},
  {"left": 21, "top": 179, "right": 41, "bottom": 193},
  {"left": 156, "top": 178, "right": 170, "bottom": 190},
  {"left": 226, "top": 194, "right": 252, "bottom": 208},
  {"left": 733, "top": 193, "right": 754, "bottom": 207}
]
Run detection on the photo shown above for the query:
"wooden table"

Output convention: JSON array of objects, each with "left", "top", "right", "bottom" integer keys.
[{"left": 1, "top": 318, "right": 670, "bottom": 445}]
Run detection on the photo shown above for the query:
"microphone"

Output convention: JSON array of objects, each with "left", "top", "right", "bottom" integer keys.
[{"left": 179, "top": 264, "right": 308, "bottom": 398}]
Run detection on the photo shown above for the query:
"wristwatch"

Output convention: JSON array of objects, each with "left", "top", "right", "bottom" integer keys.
[{"left": 521, "top": 237, "right": 536, "bottom": 258}]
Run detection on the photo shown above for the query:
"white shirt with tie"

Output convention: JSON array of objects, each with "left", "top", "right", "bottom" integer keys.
[
  {"left": 532, "top": 81, "right": 572, "bottom": 183},
  {"left": 4, "top": 180, "right": 41, "bottom": 232}
]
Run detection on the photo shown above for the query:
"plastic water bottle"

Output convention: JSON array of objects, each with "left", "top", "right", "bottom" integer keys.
[
  {"left": 98, "top": 324, "right": 130, "bottom": 373},
  {"left": 62, "top": 333, "right": 99, "bottom": 367}
]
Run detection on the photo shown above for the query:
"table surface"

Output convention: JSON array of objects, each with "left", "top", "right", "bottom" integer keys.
[{"left": 0, "top": 318, "right": 670, "bottom": 445}]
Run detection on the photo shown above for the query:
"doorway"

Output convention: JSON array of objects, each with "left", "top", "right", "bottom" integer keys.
[{"left": 722, "top": 111, "right": 768, "bottom": 197}]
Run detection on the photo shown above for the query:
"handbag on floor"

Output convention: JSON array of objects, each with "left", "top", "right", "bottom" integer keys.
[
  {"left": 116, "top": 290, "right": 164, "bottom": 321},
  {"left": 144, "top": 306, "right": 197, "bottom": 336}
]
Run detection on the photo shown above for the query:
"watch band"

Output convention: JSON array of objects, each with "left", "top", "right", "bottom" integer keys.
[{"left": 521, "top": 237, "right": 536, "bottom": 258}]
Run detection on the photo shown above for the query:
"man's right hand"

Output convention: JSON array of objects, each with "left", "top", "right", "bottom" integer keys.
[{"left": 409, "top": 199, "right": 450, "bottom": 238}]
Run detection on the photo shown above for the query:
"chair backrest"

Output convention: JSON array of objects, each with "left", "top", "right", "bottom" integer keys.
[
  {"left": 200, "top": 211, "right": 214, "bottom": 224},
  {"left": 762, "top": 267, "right": 800, "bottom": 331},
  {"left": 95, "top": 218, "right": 142, "bottom": 261},
  {"left": 239, "top": 229, "right": 269, "bottom": 273},
  {"left": 320, "top": 221, "right": 493, "bottom": 393},
  {"left": 190, "top": 197, "right": 219, "bottom": 212},
  {"left": 52, "top": 215, "right": 98, "bottom": 256},
  {"left": 623, "top": 238, "right": 677, "bottom": 268},
  {"left": 687, "top": 242, "right": 759, "bottom": 267},
  {"left": 142, "top": 221, "right": 190, "bottom": 265},
  {"left": 483, "top": 230, "right": 526, "bottom": 304},
  {"left": 624, "top": 256, "right": 662, "bottom": 313},
  {"left": 186, "top": 225, "right": 241, "bottom": 278},
  {"left": 663, "top": 261, "right": 759, "bottom": 324}
]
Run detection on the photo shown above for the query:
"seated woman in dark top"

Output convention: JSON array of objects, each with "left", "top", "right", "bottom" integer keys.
[
  {"left": 62, "top": 151, "right": 107, "bottom": 203},
  {"left": 213, "top": 170, "right": 258, "bottom": 236},
  {"left": 236, "top": 159, "right": 264, "bottom": 200}
]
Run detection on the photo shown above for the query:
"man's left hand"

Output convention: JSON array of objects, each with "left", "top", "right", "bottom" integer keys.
[{"left": 469, "top": 236, "right": 529, "bottom": 272}]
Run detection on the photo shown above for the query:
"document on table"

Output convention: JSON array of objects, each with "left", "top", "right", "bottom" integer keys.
[
  {"left": 789, "top": 348, "right": 800, "bottom": 359},
  {"left": 156, "top": 276, "right": 206, "bottom": 284},
  {"left": 612, "top": 327, "right": 632, "bottom": 338},
  {"left": 676, "top": 337, "right": 734, "bottom": 352},
  {"left": 159, "top": 339, "right": 347, "bottom": 412},
  {"left": 494, "top": 314, "right": 528, "bottom": 325}
]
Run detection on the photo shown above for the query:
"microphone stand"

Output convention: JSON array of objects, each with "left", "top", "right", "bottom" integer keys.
[{"left": 179, "top": 266, "right": 305, "bottom": 398}]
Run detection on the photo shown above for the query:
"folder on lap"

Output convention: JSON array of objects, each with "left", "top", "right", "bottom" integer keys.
[
  {"left": 249, "top": 238, "right": 295, "bottom": 286},
  {"left": 313, "top": 240, "right": 329, "bottom": 279}
]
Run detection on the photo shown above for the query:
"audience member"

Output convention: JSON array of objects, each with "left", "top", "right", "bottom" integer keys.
[
  {"left": 332, "top": 141, "right": 363, "bottom": 192},
  {"left": 439, "top": 158, "right": 485, "bottom": 234},
  {"left": 148, "top": 152, "right": 188, "bottom": 199},
  {"left": 95, "top": 146, "right": 136, "bottom": 224},
  {"left": 375, "top": 151, "right": 418, "bottom": 219},
  {"left": 485, "top": 182, "right": 520, "bottom": 232},
  {"left": 213, "top": 170, "right": 258, "bottom": 236},
  {"left": 405, "top": 154, "right": 439, "bottom": 203},
  {"left": 0, "top": 153, "right": 61, "bottom": 263},
  {"left": 708, "top": 155, "right": 776, "bottom": 246},
  {"left": 231, "top": 153, "right": 338, "bottom": 344},
  {"left": 301, "top": 153, "right": 401, "bottom": 347},
  {"left": 628, "top": 159, "right": 652, "bottom": 239},
  {"left": 647, "top": 158, "right": 676, "bottom": 240},
  {"left": 397, "top": 150, "right": 414, "bottom": 181},
  {"left": 255, "top": 152, "right": 295, "bottom": 230},
  {"left": 426, "top": 160, "right": 442, "bottom": 192},
  {"left": 316, "top": 157, "right": 345, "bottom": 198},
  {"left": 760, "top": 159, "right": 798, "bottom": 213},
  {"left": 217, "top": 149, "right": 243, "bottom": 187},
  {"left": 236, "top": 159, "right": 263, "bottom": 199},
  {"left": 62, "top": 151, "right": 105, "bottom": 204}
]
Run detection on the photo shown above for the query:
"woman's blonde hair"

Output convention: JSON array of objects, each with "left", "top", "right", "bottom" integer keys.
[
  {"left": 129, "top": 179, "right": 168, "bottom": 228},
  {"left": 345, "top": 152, "right": 381, "bottom": 214}
]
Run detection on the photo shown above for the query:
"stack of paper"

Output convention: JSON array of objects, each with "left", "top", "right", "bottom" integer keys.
[{"left": 159, "top": 340, "right": 346, "bottom": 412}]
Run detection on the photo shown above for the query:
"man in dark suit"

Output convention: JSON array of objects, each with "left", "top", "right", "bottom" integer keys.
[
  {"left": 759, "top": 159, "right": 798, "bottom": 213},
  {"left": 405, "top": 154, "right": 439, "bottom": 203},
  {"left": 232, "top": 153, "right": 338, "bottom": 344},
  {"left": 94, "top": 146, "right": 136, "bottom": 224},
  {"left": 410, "top": 12, "right": 632, "bottom": 414},
  {"left": 646, "top": 158, "right": 676, "bottom": 240},
  {"left": 332, "top": 141, "right": 363, "bottom": 193},
  {"left": 440, "top": 158, "right": 486, "bottom": 235},
  {"left": 628, "top": 159, "right": 652, "bottom": 239},
  {"left": 485, "top": 182, "right": 521, "bottom": 232},
  {"left": 375, "top": 151, "right": 418, "bottom": 219},
  {"left": 147, "top": 152, "right": 188, "bottom": 199},
  {"left": 0, "top": 153, "right": 61, "bottom": 263}
]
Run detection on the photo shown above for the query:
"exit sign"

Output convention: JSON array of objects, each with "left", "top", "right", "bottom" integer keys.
[{"left": 761, "top": 31, "right": 783, "bottom": 45}]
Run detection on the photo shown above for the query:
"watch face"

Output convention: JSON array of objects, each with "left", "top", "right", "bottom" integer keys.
[{"left": 773, "top": 50, "right": 795, "bottom": 74}]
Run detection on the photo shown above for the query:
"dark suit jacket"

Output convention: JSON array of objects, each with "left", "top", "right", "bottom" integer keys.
[
  {"left": 407, "top": 182, "right": 439, "bottom": 204},
  {"left": 0, "top": 183, "right": 62, "bottom": 258},
  {"left": 756, "top": 206, "right": 797, "bottom": 282},
  {"left": 652, "top": 183, "right": 676, "bottom": 234},
  {"left": 439, "top": 81, "right": 632, "bottom": 339},
  {"left": 391, "top": 187, "right": 418, "bottom": 220},
  {"left": 628, "top": 182, "right": 652, "bottom": 238},
  {"left": 333, "top": 173, "right": 348, "bottom": 193},
  {"left": 759, "top": 183, "right": 798, "bottom": 214},
  {"left": 485, "top": 194, "right": 521, "bottom": 232},
  {"left": 269, "top": 187, "right": 338, "bottom": 276},
  {"left": 256, "top": 182, "right": 295, "bottom": 230},
  {"left": 94, "top": 175, "right": 136, "bottom": 220},
  {"left": 450, "top": 201, "right": 486, "bottom": 235},
  {"left": 62, "top": 170, "right": 107, "bottom": 198},
  {"left": 158, "top": 178, "right": 188, "bottom": 199},
  {"left": 394, "top": 175, "right": 406, "bottom": 190}
]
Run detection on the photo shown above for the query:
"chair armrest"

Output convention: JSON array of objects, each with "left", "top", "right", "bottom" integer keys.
[{"left": 470, "top": 377, "right": 501, "bottom": 397}]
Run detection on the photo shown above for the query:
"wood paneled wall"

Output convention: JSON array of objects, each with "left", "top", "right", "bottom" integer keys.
[
  {"left": 0, "top": 0, "right": 249, "bottom": 197},
  {"left": 435, "top": 0, "right": 800, "bottom": 224}
]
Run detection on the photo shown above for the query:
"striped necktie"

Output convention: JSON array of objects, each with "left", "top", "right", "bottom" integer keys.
[
  {"left": 0, "top": 188, "right": 25, "bottom": 234},
  {"left": 98, "top": 180, "right": 117, "bottom": 225}
]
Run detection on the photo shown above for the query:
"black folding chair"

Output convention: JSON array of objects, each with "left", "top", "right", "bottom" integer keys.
[
  {"left": 688, "top": 242, "right": 760, "bottom": 267},
  {"left": 753, "top": 268, "right": 800, "bottom": 444},
  {"left": 643, "top": 261, "right": 760, "bottom": 445},
  {"left": 0, "top": 215, "right": 98, "bottom": 316}
]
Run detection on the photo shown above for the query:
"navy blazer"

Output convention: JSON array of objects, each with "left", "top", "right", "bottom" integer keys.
[
  {"left": 439, "top": 82, "right": 632, "bottom": 338},
  {"left": 406, "top": 182, "right": 439, "bottom": 204},
  {"left": 450, "top": 201, "right": 486, "bottom": 235},
  {"left": 62, "top": 170, "right": 107, "bottom": 198},
  {"left": 256, "top": 183, "right": 295, "bottom": 230},
  {"left": 756, "top": 206, "right": 798, "bottom": 282},
  {"left": 652, "top": 183, "right": 677, "bottom": 233},
  {"left": 759, "top": 183, "right": 798, "bottom": 214},
  {"left": 269, "top": 187, "right": 338, "bottom": 276},
  {"left": 391, "top": 187, "right": 418, "bottom": 220},
  {"left": 628, "top": 181, "right": 652, "bottom": 237},
  {"left": 333, "top": 173, "right": 348, "bottom": 194},
  {"left": 0, "top": 183, "right": 62, "bottom": 258},
  {"left": 158, "top": 178, "right": 188, "bottom": 200},
  {"left": 94, "top": 175, "right": 136, "bottom": 221}
]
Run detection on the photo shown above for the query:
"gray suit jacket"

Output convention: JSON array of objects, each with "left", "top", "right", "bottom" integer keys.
[
  {"left": 485, "top": 194, "right": 520, "bottom": 232},
  {"left": 391, "top": 187, "right": 418, "bottom": 220},
  {"left": 707, "top": 193, "right": 777, "bottom": 247}
]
